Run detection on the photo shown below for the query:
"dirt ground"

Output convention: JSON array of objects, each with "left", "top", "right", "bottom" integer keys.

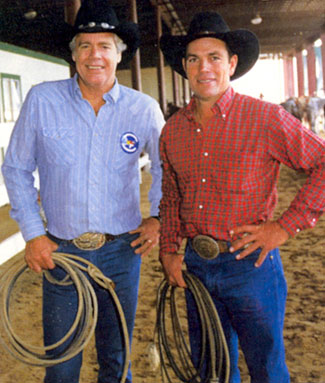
[
  {"left": 0, "top": 165, "right": 324, "bottom": 383},
  {"left": 0, "top": 204, "right": 19, "bottom": 242}
]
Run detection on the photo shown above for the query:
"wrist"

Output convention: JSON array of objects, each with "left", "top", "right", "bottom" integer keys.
[
  {"left": 27, "top": 234, "right": 47, "bottom": 244},
  {"left": 151, "top": 215, "right": 161, "bottom": 223},
  {"left": 159, "top": 252, "right": 180, "bottom": 259}
]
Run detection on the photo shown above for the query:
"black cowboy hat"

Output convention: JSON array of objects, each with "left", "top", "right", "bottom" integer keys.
[
  {"left": 160, "top": 12, "right": 260, "bottom": 81},
  {"left": 65, "top": 0, "right": 140, "bottom": 64}
]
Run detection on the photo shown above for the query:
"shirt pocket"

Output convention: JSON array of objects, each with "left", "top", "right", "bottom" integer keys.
[
  {"left": 214, "top": 151, "right": 262, "bottom": 192},
  {"left": 41, "top": 126, "right": 76, "bottom": 166},
  {"left": 113, "top": 146, "right": 141, "bottom": 173}
]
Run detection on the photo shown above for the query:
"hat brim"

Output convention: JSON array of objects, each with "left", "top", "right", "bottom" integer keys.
[
  {"left": 62, "top": 21, "right": 140, "bottom": 66},
  {"left": 160, "top": 29, "right": 260, "bottom": 81}
]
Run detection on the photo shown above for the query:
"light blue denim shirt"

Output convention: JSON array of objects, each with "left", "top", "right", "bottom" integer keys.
[{"left": 2, "top": 75, "right": 165, "bottom": 241}]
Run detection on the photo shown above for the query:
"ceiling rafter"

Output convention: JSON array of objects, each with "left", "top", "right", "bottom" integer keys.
[{"left": 0, "top": 0, "right": 324, "bottom": 66}]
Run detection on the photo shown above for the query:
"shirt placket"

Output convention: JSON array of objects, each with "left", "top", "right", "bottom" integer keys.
[
  {"left": 88, "top": 116, "right": 104, "bottom": 231},
  {"left": 196, "top": 111, "right": 226, "bottom": 233},
  {"left": 195, "top": 122, "right": 210, "bottom": 218}
]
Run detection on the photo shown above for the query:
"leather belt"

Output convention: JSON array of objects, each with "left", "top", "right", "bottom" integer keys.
[
  {"left": 48, "top": 232, "right": 125, "bottom": 251},
  {"left": 192, "top": 235, "right": 229, "bottom": 259}
]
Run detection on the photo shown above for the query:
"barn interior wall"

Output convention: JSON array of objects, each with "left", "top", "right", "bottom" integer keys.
[
  {"left": 117, "top": 65, "right": 175, "bottom": 105},
  {"left": 118, "top": 57, "right": 287, "bottom": 106},
  {"left": 0, "top": 49, "right": 69, "bottom": 100},
  {"left": 232, "top": 57, "right": 285, "bottom": 104}
]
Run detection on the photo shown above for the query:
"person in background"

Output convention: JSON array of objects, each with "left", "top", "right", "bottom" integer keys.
[
  {"left": 158, "top": 11, "right": 325, "bottom": 383},
  {"left": 2, "top": 1, "right": 164, "bottom": 382}
]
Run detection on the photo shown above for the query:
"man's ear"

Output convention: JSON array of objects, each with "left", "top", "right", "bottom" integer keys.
[
  {"left": 182, "top": 57, "right": 187, "bottom": 74},
  {"left": 117, "top": 52, "right": 122, "bottom": 64},
  {"left": 229, "top": 54, "right": 238, "bottom": 77},
  {"left": 72, "top": 53, "right": 76, "bottom": 62}
]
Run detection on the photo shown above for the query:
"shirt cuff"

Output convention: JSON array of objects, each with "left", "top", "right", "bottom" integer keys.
[
  {"left": 20, "top": 219, "right": 47, "bottom": 242},
  {"left": 277, "top": 209, "right": 318, "bottom": 237},
  {"left": 159, "top": 242, "right": 181, "bottom": 258}
]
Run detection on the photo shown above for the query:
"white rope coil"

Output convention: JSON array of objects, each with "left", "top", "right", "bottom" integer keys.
[{"left": 0, "top": 252, "right": 130, "bottom": 383}]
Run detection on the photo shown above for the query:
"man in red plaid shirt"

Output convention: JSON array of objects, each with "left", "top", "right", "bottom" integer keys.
[{"left": 159, "top": 11, "right": 325, "bottom": 383}]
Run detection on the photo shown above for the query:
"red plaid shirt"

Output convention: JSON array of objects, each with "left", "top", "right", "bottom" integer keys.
[{"left": 159, "top": 87, "right": 325, "bottom": 256}]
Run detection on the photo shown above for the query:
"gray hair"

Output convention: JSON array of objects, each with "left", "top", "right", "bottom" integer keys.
[{"left": 69, "top": 33, "right": 127, "bottom": 54}]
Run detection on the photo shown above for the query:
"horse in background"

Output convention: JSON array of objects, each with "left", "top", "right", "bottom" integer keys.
[{"left": 280, "top": 96, "right": 325, "bottom": 135}]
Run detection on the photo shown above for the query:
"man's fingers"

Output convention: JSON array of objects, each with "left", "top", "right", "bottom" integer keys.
[
  {"left": 255, "top": 250, "right": 269, "bottom": 268},
  {"left": 230, "top": 224, "right": 260, "bottom": 237},
  {"left": 26, "top": 256, "right": 51, "bottom": 273},
  {"left": 230, "top": 234, "right": 254, "bottom": 253},
  {"left": 130, "top": 237, "right": 142, "bottom": 247},
  {"left": 26, "top": 258, "right": 42, "bottom": 273},
  {"left": 176, "top": 276, "right": 187, "bottom": 288},
  {"left": 129, "top": 227, "right": 142, "bottom": 235},
  {"left": 137, "top": 245, "right": 152, "bottom": 257},
  {"left": 132, "top": 237, "right": 158, "bottom": 248},
  {"left": 134, "top": 239, "right": 156, "bottom": 255},
  {"left": 25, "top": 237, "right": 58, "bottom": 273},
  {"left": 234, "top": 241, "right": 260, "bottom": 260},
  {"left": 32, "top": 251, "right": 55, "bottom": 271},
  {"left": 167, "top": 274, "right": 187, "bottom": 288}
]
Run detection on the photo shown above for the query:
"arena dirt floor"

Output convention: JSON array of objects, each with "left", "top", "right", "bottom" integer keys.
[{"left": 0, "top": 164, "right": 324, "bottom": 383}]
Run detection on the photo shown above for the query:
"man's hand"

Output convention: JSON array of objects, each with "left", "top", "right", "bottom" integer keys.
[
  {"left": 229, "top": 220, "right": 289, "bottom": 267},
  {"left": 25, "top": 235, "right": 58, "bottom": 273},
  {"left": 160, "top": 253, "right": 187, "bottom": 288},
  {"left": 129, "top": 217, "right": 160, "bottom": 257}
]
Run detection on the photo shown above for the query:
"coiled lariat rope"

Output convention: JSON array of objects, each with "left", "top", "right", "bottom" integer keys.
[
  {"left": 154, "top": 271, "right": 230, "bottom": 383},
  {"left": 0, "top": 252, "right": 130, "bottom": 383}
]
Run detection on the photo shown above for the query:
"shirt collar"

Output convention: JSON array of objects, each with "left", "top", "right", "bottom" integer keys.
[
  {"left": 212, "top": 87, "right": 235, "bottom": 116},
  {"left": 183, "top": 86, "right": 235, "bottom": 120},
  {"left": 71, "top": 73, "right": 120, "bottom": 104}
]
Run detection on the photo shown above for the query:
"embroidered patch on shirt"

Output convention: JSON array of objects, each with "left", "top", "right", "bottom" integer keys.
[{"left": 120, "top": 132, "right": 139, "bottom": 153}]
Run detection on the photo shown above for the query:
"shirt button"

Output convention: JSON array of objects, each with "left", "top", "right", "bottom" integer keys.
[
  {"left": 199, "top": 205, "right": 203, "bottom": 209},
  {"left": 296, "top": 228, "right": 301, "bottom": 233},
  {"left": 196, "top": 128, "right": 201, "bottom": 132},
  {"left": 222, "top": 114, "right": 226, "bottom": 118},
  {"left": 204, "top": 152, "right": 209, "bottom": 156},
  {"left": 202, "top": 178, "right": 206, "bottom": 183}
]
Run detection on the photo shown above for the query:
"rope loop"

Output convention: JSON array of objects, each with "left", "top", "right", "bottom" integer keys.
[
  {"left": 0, "top": 252, "right": 129, "bottom": 383},
  {"left": 154, "top": 271, "right": 230, "bottom": 383}
]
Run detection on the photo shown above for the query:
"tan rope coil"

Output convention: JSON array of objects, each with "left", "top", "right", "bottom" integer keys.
[{"left": 0, "top": 252, "right": 130, "bottom": 383}]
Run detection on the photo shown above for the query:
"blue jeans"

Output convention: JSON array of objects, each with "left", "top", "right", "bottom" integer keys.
[
  {"left": 184, "top": 240, "right": 290, "bottom": 383},
  {"left": 42, "top": 233, "right": 141, "bottom": 383}
]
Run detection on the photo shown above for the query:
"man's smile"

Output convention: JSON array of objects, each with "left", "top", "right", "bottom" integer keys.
[
  {"left": 87, "top": 65, "right": 104, "bottom": 69},
  {"left": 197, "top": 78, "right": 215, "bottom": 83}
]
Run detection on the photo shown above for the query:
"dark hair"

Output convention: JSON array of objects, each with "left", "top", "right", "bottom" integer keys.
[{"left": 225, "top": 43, "right": 234, "bottom": 60}]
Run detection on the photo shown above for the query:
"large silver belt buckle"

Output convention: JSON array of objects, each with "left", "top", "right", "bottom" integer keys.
[
  {"left": 73, "top": 232, "right": 106, "bottom": 250},
  {"left": 192, "top": 235, "right": 220, "bottom": 260}
]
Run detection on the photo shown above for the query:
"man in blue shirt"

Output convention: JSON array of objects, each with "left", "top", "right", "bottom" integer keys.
[{"left": 1, "top": 1, "right": 164, "bottom": 382}]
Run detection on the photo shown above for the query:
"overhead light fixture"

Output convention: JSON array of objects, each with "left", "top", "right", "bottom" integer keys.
[
  {"left": 314, "top": 38, "right": 322, "bottom": 48},
  {"left": 251, "top": 13, "right": 262, "bottom": 25},
  {"left": 24, "top": 9, "right": 37, "bottom": 20}
]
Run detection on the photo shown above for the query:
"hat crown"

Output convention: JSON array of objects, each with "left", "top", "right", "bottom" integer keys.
[
  {"left": 74, "top": 0, "right": 119, "bottom": 29},
  {"left": 187, "top": 12, "right": 230, "bottom": 37},
  {"left": 159, "top": 11, "right": 260, "bottom": 81}
]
